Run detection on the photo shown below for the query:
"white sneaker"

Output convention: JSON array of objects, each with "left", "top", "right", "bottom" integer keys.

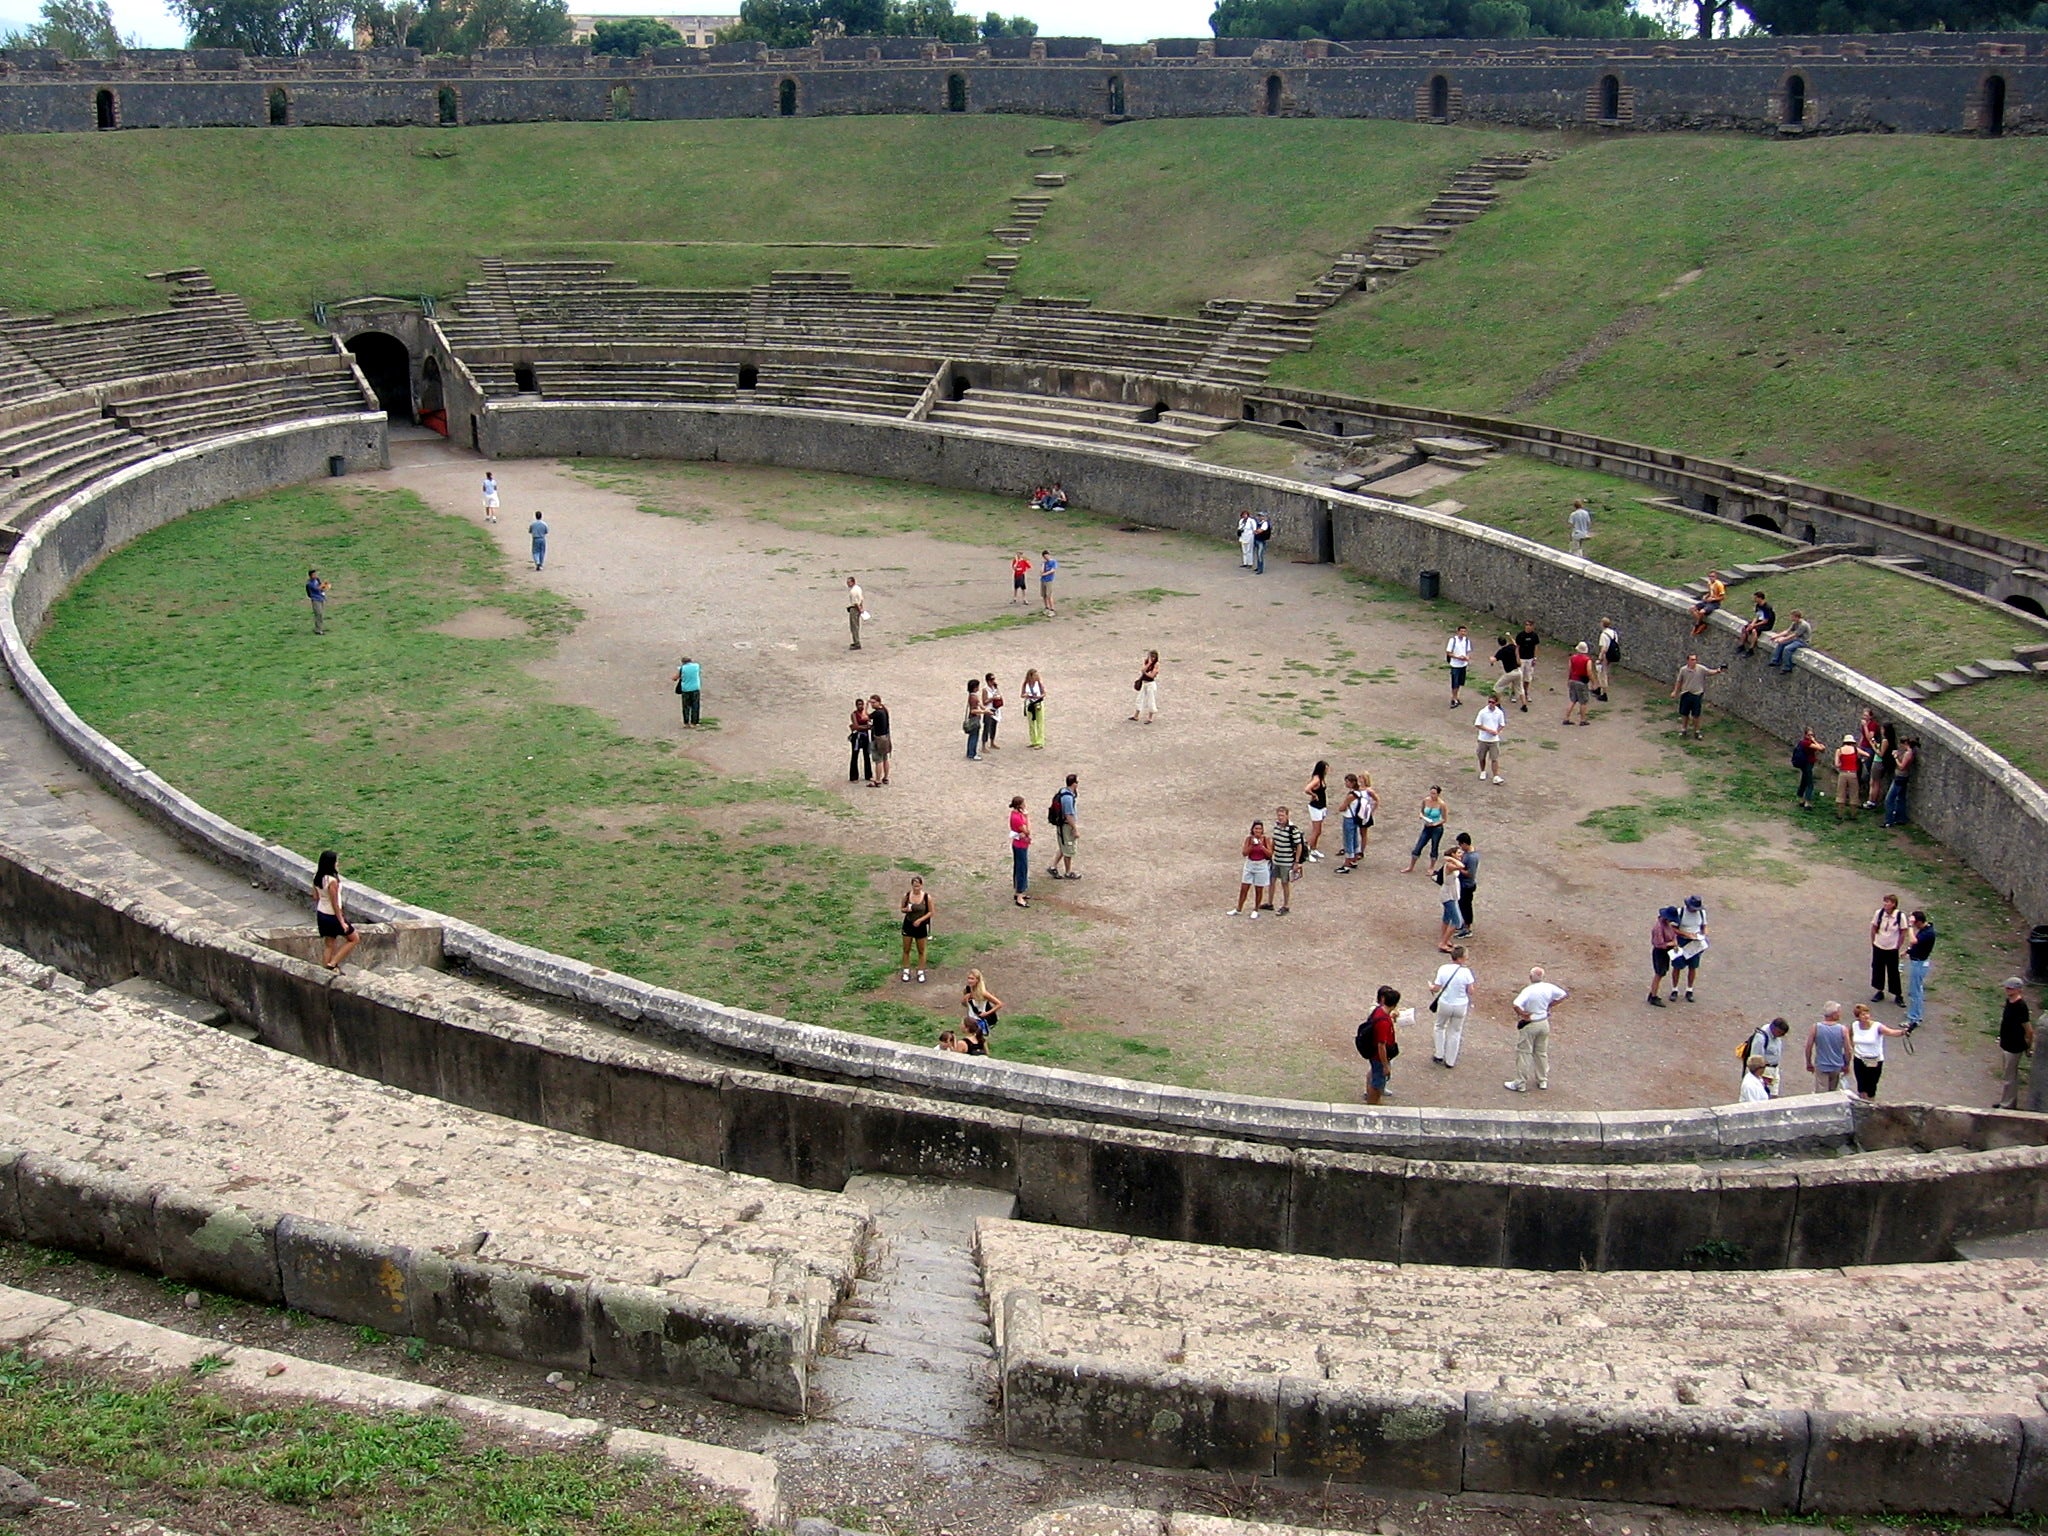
[
  {"left": 900, "top": 968, "right": 910, "bottom": 982},
  {"left": 1226, "top": 908, "right": 1240, "bottom": 916},
  {"left": 916, "top": 970, "right": 926, "bottom": 983},
  {"left": 1248, "top": 910, "right": 1259, "bottom": 920},
  {"left": 1492, "top": 776, "right": 1505, "bottom": 785},
  {"left": 1537, "top": 1081, "right": 1549, "bottom": 1090},
  {"left": 1504, "top": 1080, "right": 1526, "bottom": 1092}
]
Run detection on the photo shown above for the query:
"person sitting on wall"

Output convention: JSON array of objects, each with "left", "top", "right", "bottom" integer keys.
[
  {"left": 1735, "top": 590, "right": 1776, "bottom": 656},
  {"left": 1690, "top": 570, "right": 1728, "bottom": 636}
]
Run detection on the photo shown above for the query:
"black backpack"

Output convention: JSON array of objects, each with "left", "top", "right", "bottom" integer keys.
[
  {"left": 1604, "top": 632, "right": 1621, "bottom": 664},
  {"left": 1046, "top": 791, "right": 1066, "bottom": 828},
  {"left": 1355, "top": 1013, "right": 1400, "bottom": 1061}
]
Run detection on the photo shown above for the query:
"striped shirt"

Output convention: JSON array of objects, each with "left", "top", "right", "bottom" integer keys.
[{"left": 1269, "top": 821, "right": 1306, "bottom": 873}]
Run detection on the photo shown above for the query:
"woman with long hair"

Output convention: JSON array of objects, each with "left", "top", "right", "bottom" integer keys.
[
  {"left": 961, "top": 969, "right": 1004, "bottom": 1054},
  {"left": 312, "top": 850, "right": 362, "bottom": 973},
  {"left": 899, "top": 875, "right": 934, "bottom": 983},
  {"left": 848, "top": 696, "right": 873, "bottom": 785},
  {"left": 1303, "top": 760, "right": 1329, "bottom": 862},
  {"left": 1230, "top": 819, "right": 1273, "bottom": 918},
  {"left": 1008, "top": 795, "right": 1032, "bottom": 908},
  {"left": 1336, "top": 774, "right": 1364, "bottom": 874},
  {"left": 1130, "top": 650, "right": 1160, "bottom": 724},
  {"left": 1021, "top": 667, "right": 1047, "bottom": 749},
  {"left": 1404, "top": 785, "right": 1449, "bottom": 874}
]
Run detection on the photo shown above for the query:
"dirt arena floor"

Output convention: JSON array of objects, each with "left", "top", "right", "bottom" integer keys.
[{"left": 364, "top": 432, "right": 2013, "bottom": 1114}]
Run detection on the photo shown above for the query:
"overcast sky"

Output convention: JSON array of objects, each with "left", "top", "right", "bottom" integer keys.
[{"left": 0, "top": 0, "right": 1221, "bottom": 51}]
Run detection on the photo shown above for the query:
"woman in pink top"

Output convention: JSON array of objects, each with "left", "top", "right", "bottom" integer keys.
[{"left": 1008, "top": 795, "right": 1032, "bottom": 908}]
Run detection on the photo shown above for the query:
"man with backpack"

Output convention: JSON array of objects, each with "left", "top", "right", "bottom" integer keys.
[
  {"left": 1740, "top": 1017, "right": 1790, "bottom": 1097},
  {"left": 1046, "top": 773, "right": 1079, "bottom": 880},
  {"left": 1594, "top": 618, "right": 1619, "bottom": 702},
  {"left": 1357, "top": 985, "right": 1401, "bottom": 1105}
]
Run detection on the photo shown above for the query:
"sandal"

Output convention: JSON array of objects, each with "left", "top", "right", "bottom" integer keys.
[{"left": 1014, "top": 895, "right": 1030, "bottom": 908}]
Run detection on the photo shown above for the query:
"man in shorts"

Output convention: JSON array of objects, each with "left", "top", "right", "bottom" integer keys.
[
  {"left": 1267, "top": 806, "right": 1304, "bottom": 915},
  {"left": 1050, "top": 772, "right": 1078, "bottom": 879},
  {"left": 1011, "top": 551, "right": 1031, "bottom": 604},
  {"left": 1474, "top": 696, "right": 1505, "bottom": 785},
  {"left": 1690, "top": 571, "right": 1727, "bottom": 636},
  {"left": 1594, "top": 616, "right": 1618, "bottom": 701},
  {"left": 1563, "top": 641, "right": 1594, "bottom": 725},
  {"left": 1039, "top": 550, "right": 1056, "bottom": 615},
  {"left": 1445, "top": 625, "right": 1472, "bottom": 708},
  {"left": 481, "top": 471, "right": 500, "bottom": 524},
  {"left": 1670, "top": 653, "right": 1723, "bottom": 740}
]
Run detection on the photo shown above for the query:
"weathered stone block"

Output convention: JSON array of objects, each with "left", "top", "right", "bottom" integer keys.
[
  {"left": 588, "top": 1280, "right": 805, "bottom": 1414},
  {"left": 1502, "top": 1166, "right": 1606, "bottom": 1271},
  {"left": 1602, "top": 1163, "right": 1716, "bottom": 1269},
  {"left": 414, "top": 1253, "right": 592, "bottom": 1371},
  {"left": 1015, "top": 1118, "right": 1093, "bottom": 1227},
  {"left": 1398, "top": 1162, "right": 1509, "bottom": 1266},
  {"left": 1711, "top": 1163, "right": 1799, "bottom": 1268},
  {"left": 1183, "top": 1138, "right": 1291, "bottom": 1251},
  {"left": 275, "top": 1213, "right": 414, "bottom": 1334},
  {"left": 846, "top": 1096, "right": 1019, "bottom": 1188},
  {"left": 15, "top": 1151, "right": 162, "bottom": 1271},
  {"left": 1276, "top": 1378, "right": 1463, "bottom": 1486},
  {"left": 0, "top": 1145, "right": 22, "bottom": 1241},
  {"left": 1002, "top": 1348, "right": 1278, "bottom": 1472},
  {"left": 153, "top": 1188, "right": 281, "bottom": 1303},
  {"left": 1287, "top": 1150, "right": 1403, "bottom": 1261},
  {"left": 1802, "top": 1410, "right": 2023, "bottom": 1516},
  {"left": 1465, "top": 1395, "right": 1807, "bottom": 1509},
  {"left": 1788, "top": 1165, "right": 1884, "bottom": 1268}
]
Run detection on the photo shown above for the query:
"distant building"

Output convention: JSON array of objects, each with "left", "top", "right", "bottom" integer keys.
[{"left": 568, "top": 13, "right": 739, "bottom": 46}]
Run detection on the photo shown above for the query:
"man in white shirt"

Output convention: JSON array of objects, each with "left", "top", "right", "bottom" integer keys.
[
  {"left": 1431, "top": 944, "right": 1476, "bottom": 1068},
  {"left": 1738, "top": 1055, "right": 1772, "bottom": 1102},
  {"left": 1743, "top": 1016, "right": 1790, "bottom": 1096},
  {"left": 1568, "top": 498, "right": 1592, "bottom": 556},
  {"left": 1507, "top": 966, "right": 1567, "bottom": 1092},
  {"left": 845, "top": 575, "right": 865, "bottom": 650},
  {"left": 1594, "top": 617, "right": 1618, "bottom": 701},
  {"left": 1445, "top": 625, "right": 1473, "bottom": 709},
  {"left": 1474, "top": 697, "right": 1506, "bottom": 784}
]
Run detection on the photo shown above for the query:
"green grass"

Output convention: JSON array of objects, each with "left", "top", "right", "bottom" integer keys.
[
  {"left": 1428, "top": 456, "right": 1783, "bottom": 586},
  {"left": 0, "top": 1351, "right": 746, "bottom": 1536},
  {"left": 0, "top": 116, "right": 1058, "bottom": 317},
  {"left": 1191, "top": 430, "right": 1314, "bottom": 477},
  {"left": 1756, "top": 563, "right": 2044, "bottom": 689},
  {"left": 1931, "top": 675, "right": 2048, "bottom": 788},
  {"left": 1276, "top": 132, "right": 2048, "bottom": 539},
  {"left": 1009, "top": 118, "right": 1532, "bottom": 313},
  {"left": 31, "top": 483, "right": 1197, "bottom": 1083}
]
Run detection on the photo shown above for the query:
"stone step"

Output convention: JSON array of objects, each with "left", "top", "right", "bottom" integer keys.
[
  {"left": 1934, "top": 670, "right": 1973, "bottom": 688},
  {"left": 1910, "top": 678, "right": 1944, "bottom": 695},
  {"left": 1981, "top": 657, "right": 2033, "bottom": 674},
  {"left": 1960, "top": 662, "right": 1995, "bottom": 681},
  {"left": 1031, "top": 172, "right": 1067, "bottom": 186}
]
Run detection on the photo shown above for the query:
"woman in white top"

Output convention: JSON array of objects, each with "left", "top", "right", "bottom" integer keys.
[
  {"left": 481, "top": 472, "right": 500, "bottom": 524},
  {"left": 312, "top": 849, "right": 362, "bottom": 972},
  {"left": 1237, "top": 512, "right": 1257, "bottom": 569},
  {"left": 1021, "top": 668, "right": 1047, "bottom": 749},
  {"left": 1430, "top": 944, "right": 1476, "bottom": 1068},
  {"left": 1848, "top": 1002, "right": 1910, "bottom": 1099}
]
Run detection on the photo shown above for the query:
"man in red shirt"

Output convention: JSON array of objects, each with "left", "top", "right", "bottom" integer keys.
[
  {"left": 1357, "top": 985, "right": 1401, "bottom": 1104},
  {"left": 1562, "top": 641, "right": 1595, "bottom": 726},
  {"left": 1011, "top": 551, "right": 1032, "bottom": 604},
  {"left": 1834, "top": 734, "right": 1862, "bottom": 819}
]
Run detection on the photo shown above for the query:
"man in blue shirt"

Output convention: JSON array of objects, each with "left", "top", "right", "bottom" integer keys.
[
  {"left": 530, "top": 514, "right": 549, "bottom": 572},
  {"left": 1039, "top": 550, "right": 1056, "bottom": 615},
  {"left": 674, "top": 655, "right": 702, "bottom": 728},
  {"left": 305, "top": 569, "right": 329, "bottom": 634}
]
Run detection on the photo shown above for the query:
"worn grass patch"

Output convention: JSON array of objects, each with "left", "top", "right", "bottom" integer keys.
[
  {"left": 1191, "top": 430, "right": 1317, "bottom": 478},
  {"left": 31, "top": 484, "right": 1195, "bottom": 1082},
  {"left": 1279, "top": 133, "right": 2048, "bottom": 539},
  {"left": 0, "top": 1351, "right": 746, "bottom": 1536},
  {"left": 1757, "top": 563, "right": 2044, "bottom": 690},
  {"left": 1427, "top": 457, "right": 1784, "bottom": 588}
]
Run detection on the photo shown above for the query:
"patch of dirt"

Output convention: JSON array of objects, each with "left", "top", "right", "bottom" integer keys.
[{"left": 429, "top": 605, "right": 527, "bottom": 640}]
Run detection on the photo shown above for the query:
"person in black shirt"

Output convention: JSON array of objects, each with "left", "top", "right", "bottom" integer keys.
[
  {"left": 1514, "top": 622, "right": 1540, "bottom": 712},
  {"left": 1736, "top": 591, "right": 1776, "bottom": 656},
  {"left": 1997, "top": 978, "right": 2033, "bottom": 1109},
  {"left": 1904, "top": 909, "right": 1935, "bottom": 1026},
  {"left": 1492, "top": 633, "right": 1521, "bottom": 708}
]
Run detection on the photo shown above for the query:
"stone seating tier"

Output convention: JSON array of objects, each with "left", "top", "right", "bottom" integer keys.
[
  {"left": 0, "top": 409, "right": 157, "bottom": 539},
  {"left": 928, "top": 388, "right": 1229, "bottom": 454},
  {"left": 111, "top": 372, "right": 371, "bottom": 447}
]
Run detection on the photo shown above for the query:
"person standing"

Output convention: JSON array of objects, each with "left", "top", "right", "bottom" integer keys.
[
  {"left": 981, "top": 672, "right": 1004, "bottom": 753},
  {"left": 898, "top": 875, "right": 933, "bottom": 982},
  {"left": 1904, "top": 908, "right": 1935, "bottom": 1027},
  {"left": 868, "top": 694, "right": 892, "bottom": 786},
  {"left": 1039, "top": 550, "right": 1057, "bottom": 614},
  {"left": 1404, "top": 785, "right": 1448, "bottom": 874},
  {"left": 1868, "top": 893, "right": 1907, "bottom": 1006},
  {"left": 1445, "top": 625, "right": 1472, "bottom": 708},
  {"left": 962, "top": 680, "right": 983, "bottom": 761},
  {"left": 1303, "top": 761, "right": 1330, "bottom": 862},
  {"left": 529, "top": 513, "right": 549, "bottom": 572},
  {"left": 481, "top": 471, "right": 501, "bottom": 524},
  {"left": 1435, "top": 841, "right": 1467, "bottom": 952},
  {"left": 1011, "top": 550, "right": 1032, "bottom": 604},
  {"left": 1358, "top": 985, "right": 1400, "bottom": 1105},
  {"left": 1646, "top": 904, "right": 1679, "bottom": 1007},
  {"left": 1741, "top": 1017, "right": 1791, "bottom": 1097},
  {"left": 848, "top": 697, "right": 873, "bottom": 785},
  {"left": 1594, "top": 617, "right": 1618, "bottom": 701},
  {"left": 1237, "top": 512, "right": 1258, "bottom": 570},
  {"left": 1563, "top": 642, "right": 1594, "bottom": 726},
  {"left": 1049, "top": 773, "right": 1078, "bottom": 880},
  {"left": 674, "top": 655, "right": 702, "bottom": 728},
  {"left": 1670, "top": 893, "right": 1709, "bottom": 1001},
  {"left": 1268, "top": 806, "right": 1305, "bottom": 916},
  {"left": 844, "top": 576, "right": 865, "bottom": 650},
  {"left": 1848, "top": 1002, "right": 1909, "bottom": 1099},
  {"left": 1514, "top": 621, "right": 1540, "bottom": 712},
  {"left": 1792, "top": 725, "right": 1822, "bottom": 810},
  {"left": 1229, "top": 820, "right": 1273, "bottom": 919},
  {"left": 1008, "top": 795, "right": 1032, "bottom": 908},
  {"left": 1833, "top": 734, "right": 1862, "bottom": 818},
  {"left": 1506, "top": 966, "right": 1566, "bottom": 1093},
  {"left": 1567, "top": 498, "right": 1592, "bottom": 556},
  {"left": 305, "top": 568, "right": 330, "bottom": 634},
  {"left": 1452, "top": 831, "right": 1478, "bottom": 936},
  {"left": 1492, "top": 632, "right": 1522, "bottom": 708},
  {"left": 1883, "top": 736, "right": 1919, "bottom": 827},
  {"left": 1130, "top": 650, "right": 1160, "bottom": 724},
  {"left": 1768, "top": 611, "right": 1813, "bottom": 672},
  {"left": 1430, "top": 945, "right": 1475, "bottom": 1068},
  {"left": 1670, "top": 653, "right": 1724, "bottom": 741},
  {"left": 312, "top": 850, "right": 361, "bottom": 972},
  {"left": 1805, "top": 1002, "right": 1850, "bottom": 1094},
  {"left": 1253, "top": 513, "right": 1272, "bottom": 574},
  {"left": 1996, "top": 978, "right": 2033, "bottom": 1110},
  {"left": 1021, "top": 668, "right": 1046, "bottom": 749},
  {"left": 1475, "top": 695, "right": 1506, "bottom": 784},
  {"left": 1335, "top": 773, "right": 1364, "bottom": 874}
]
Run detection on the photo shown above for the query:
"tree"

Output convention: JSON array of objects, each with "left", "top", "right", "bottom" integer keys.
[
  {"left": 1741, "top": 0, "right": 2040, "bottom": 28},
  {"left": 1209, "top": 0, "right": 1665, "bottom": 38},
  {"left": 354, "top": 0, "right": 419, "bottom": 44},
  {"left": 720, "top": 0, "right": 1000, "bottom": 42},
  {"left": 589, "top": 14, "right": 683, "bottom": 51},
  {"left": 170, "top": 0, "right": 351, "bottom": 53},
  {"left": 719, "top": 0, "right": 820, "bottom": 44},
  {"left": 0, "top": 0, "right": 125, "bottom": 55},
  {"left": 403, "top": 0, "right": 569, "bottom": 50},
  {"left": 979, "top": 9, "right": 1036, "bottom": 35}
]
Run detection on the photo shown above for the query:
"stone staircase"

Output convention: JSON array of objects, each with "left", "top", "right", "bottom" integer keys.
[
  {"left": 927, "top": 388, "right": 1232, "bottom": 455},
  {"left": 1191, "top": 298, "right": 1320, "bottom": 386},
  {"left": 1296, "top": 151, "right": 1546, "bottom": 310}
]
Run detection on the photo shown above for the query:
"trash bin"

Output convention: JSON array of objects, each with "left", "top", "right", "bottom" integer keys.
[
  {"left": 2030, "top": 924, "right": 2048, "bottom": 984},
  {"left": 327, "top": 455, "right": 346, "bottom": 478},
  {"left": 1419, "top": 569, "right": 1441, "bottom": 601}
]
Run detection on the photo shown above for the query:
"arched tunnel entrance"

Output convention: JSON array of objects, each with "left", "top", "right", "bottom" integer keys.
[{"left": 345, "top": 332, "right": 414, "bottom": 419}]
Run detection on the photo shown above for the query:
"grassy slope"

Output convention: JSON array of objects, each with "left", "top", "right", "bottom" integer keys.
[
  {"left": 1933, "top": 674, "right": 2048, "bottom": 789},
  {"left": 1009, "top": 119, "right": 1532, "bottom": 314},
  {"left": 1757, "top": 562, "right": 2045, "bottom": 690},
  {"left": 0, "top": 116, "right": 1057, "bottom": 318},
  {"left": 1276, "top": 133, "right": 2048, "bottom": 538}
]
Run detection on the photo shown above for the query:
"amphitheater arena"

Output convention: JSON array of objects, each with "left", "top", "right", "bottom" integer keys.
[{"left": 3, "top": 43, "right": 2048, "bottom": 1526}]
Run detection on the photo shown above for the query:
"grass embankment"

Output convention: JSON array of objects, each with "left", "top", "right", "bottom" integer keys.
[
  {"left": 1008, "top": 119, "right": 1531, "bottom": 313},
  {"left": 1755, "top": 563, "right": 2044, "bottom": 690},
  {"left": 1277, "top": 133, "right": 2048, "bottom": 540},
  {"left": 0, "top": 116, "right": 1055, "bottom": 317},
  {"left": 1933, "top": 675, "right": 2048, "bottom": 788},
  {"left": 0, "top": 1350, "right": 742, "bottom": 1536},
  {"left": 31, "top": 484, "right": 1191, "bottom": 1081}
]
